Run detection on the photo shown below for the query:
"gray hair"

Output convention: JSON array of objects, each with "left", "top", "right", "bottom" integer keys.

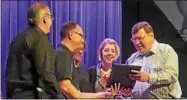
[{"left": 27, "top": 2, "right": 48, "bottom": 26}]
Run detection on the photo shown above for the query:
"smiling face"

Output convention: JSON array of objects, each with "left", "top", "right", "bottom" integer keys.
[
  {"left": 101, "top": 43, "right": 116, "bottom": 64},
  {"left": 131, "top": 28, "right": 154, "bottom": 54},
  {"left": 72, "top": 42, "right": 85, "bottom": 61}
]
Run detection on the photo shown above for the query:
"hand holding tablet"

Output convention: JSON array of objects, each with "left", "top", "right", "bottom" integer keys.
[{"left": 106, "top": 63, "right": 141, "bottom": 89}]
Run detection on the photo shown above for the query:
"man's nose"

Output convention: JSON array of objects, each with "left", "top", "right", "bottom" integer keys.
[
  {"left": 135, "top": 40, "right": 141, "bottom": 44},
  {"left": 78, "top": 51, "right": 83, "bottom": 55}
]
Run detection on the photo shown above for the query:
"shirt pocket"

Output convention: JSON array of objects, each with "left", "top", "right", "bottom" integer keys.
[{"left": 152, "top": 67, "right": 164, "bottom": 74}]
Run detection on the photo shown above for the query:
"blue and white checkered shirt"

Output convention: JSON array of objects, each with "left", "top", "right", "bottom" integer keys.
[{"left": 126, "top": 40, "right": 182, "bottom": 99}]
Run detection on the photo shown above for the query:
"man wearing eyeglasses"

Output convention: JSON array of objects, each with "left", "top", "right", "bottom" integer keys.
[
  {"left": 126, "top": 21, "right": 182, "bottom": 99},
  {"left": 6, "top": 2, "right": 59, "bottom": 99},
  {"left": 55, "top": 22, "right": 118, "bottom": 99}
]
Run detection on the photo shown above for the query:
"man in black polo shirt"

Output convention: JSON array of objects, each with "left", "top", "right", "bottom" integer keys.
[
  {"left": 5, "top": 2, "right": 59, "bottom": 99},
  {"left": 55, "top": 22, "right": 115, "bottom": 98}
]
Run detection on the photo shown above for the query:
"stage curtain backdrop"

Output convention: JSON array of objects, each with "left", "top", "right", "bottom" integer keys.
[{"left": 1, "top": 0, "right": 122, "bottom": 98}]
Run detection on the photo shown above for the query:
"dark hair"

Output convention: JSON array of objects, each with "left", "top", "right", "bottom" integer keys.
[
  {"left": 131, "top": 21, "right": 153, "bottom": 34},
  {"left": 60, "top": 21, "right": 77, "bottom": 39},
  {"left": 27, "top": 2, "right": 48, "bottom": 26}
]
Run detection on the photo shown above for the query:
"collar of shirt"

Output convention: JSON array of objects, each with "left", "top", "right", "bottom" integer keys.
[
  {"left": 33, "top": 26, "right": 47, "bottom": 37},
  {"left": 97, "top": 63, "right": 112, "bottom": 76},
  {"left": 136, "top": 39, "right": 158, "bottom": 58},
  {"left": 96, "top": 63, "right": 102, "bottom": 78},
  {"left": 149, "top": 39, "right": 158, "bottom": 54},
  {"left": 96, "top": 63, "right": 111, "bottom": 79},
  {"left": 58, "top": 44, "right": 72, "bottom": 54}
]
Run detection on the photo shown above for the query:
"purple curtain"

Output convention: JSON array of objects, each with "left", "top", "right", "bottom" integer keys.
[{"left": 1, "top": 0, "right": 122, "bottom": 98}]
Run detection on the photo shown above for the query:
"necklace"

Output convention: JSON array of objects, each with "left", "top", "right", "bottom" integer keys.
[{"left": 100, "top": 68, "right": 111, "bottom": 82}]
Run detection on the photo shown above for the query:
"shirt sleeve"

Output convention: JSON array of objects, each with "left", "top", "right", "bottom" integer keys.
[
  {"left": 31, "top": 36, "right": 59, "bottom": 98},
  {"left": 55, "top": 49, "right": 73, "bottom": 81},
  {"left": 149, "top": 46, "right": 179, "bottom": 85}
]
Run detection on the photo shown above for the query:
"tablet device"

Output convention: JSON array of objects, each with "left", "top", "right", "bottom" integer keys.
[{"left": 106, "top": 63, "right": 141, "bottom": 89}]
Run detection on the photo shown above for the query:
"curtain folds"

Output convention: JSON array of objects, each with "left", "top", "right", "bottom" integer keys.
[{"left": 1, "top": 0, "right": 121, "bottom": 98}]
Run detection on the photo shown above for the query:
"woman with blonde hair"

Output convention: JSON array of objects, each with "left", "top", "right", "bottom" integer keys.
[{"left": 89, "top": 38, "right": 131, "bottom": 98}]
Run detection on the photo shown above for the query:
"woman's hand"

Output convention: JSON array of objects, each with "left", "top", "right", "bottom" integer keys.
[
  {"left": 111, "top": 83, "right": 121, "bottom": 96},
  {"left": 105, "top": 83, "right": 121, "bottom": 98},
  {"left": 119, "top": 88, "right": 132, "bottom": 97}
]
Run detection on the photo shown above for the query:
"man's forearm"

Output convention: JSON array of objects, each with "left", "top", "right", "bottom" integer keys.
[
  {"left": 60, "top": 80, "right": 111, "bottom": 99},
  {"left": 81, "top": 92, "right": 107, "bottom": 99},
  {"left": 149, "top": 71, "right": 177, "bottom": 85},
  {"left": 59, "top": 80, "right": 82, "bottom": 98}
]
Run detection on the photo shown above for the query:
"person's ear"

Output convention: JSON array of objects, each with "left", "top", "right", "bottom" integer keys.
[
  {"left": 68, "top": 32, "right": 73, "bottom": 40},
  {"left": 148, "top": 32, "right": 154, "bottom": 37},
  {"left": 43, "top": 18, "right": 46, "bottom": 24},
  {"left": 150, "top": 32, "right": 154, "bottom": 37}
]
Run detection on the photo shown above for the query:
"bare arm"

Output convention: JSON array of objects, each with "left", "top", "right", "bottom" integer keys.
[{"left": 59, "top": 79, "right": 113, "bottom": 99}]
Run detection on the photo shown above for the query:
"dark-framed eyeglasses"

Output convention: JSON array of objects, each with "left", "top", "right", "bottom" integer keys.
[
  {"left": 75, "top": 48, "right": 85, "bottom": 52},
  {"left": 72, "top": 31, "right": 84, "bottom": 38},
  {"left": 130, "top": 35, "right": 146, "bottom": 42}
]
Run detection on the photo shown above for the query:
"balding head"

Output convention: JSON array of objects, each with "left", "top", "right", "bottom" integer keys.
[
  {"left": 131, "top": 21, "right": 153, "bottom": 35},
  {"left": 27, "top": 2, "right": 49, "bottom": 26}
]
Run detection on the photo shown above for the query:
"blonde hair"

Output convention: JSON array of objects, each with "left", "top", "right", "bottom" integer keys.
[{"left": 97, "top": 38, "right": 120, "bottom": 61}]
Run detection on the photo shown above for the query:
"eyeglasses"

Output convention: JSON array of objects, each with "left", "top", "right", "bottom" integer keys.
[
  {"left": 45, "top": 13, "right": 54, "bottom": 20},
  {"left": 75, "top": 48, "right": 85, "bottom": 52},
  {"left": 72, "top": 31, "right": 84, "bottom": 38},
  {"left": 130, "top": 35, "right": 146, "bottom": 42}
]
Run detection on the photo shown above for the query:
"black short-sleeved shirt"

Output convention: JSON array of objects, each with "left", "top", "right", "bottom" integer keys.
[
  {"left": 55, "top": 44, "right": 79, "bottom": 91},
  {"left": 76, "top": 64, "right": 93, "bottom": 92}
]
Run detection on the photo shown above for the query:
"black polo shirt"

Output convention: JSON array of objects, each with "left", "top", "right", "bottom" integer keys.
[
  {"left": 6, "top": 26, "right": 59, "bottom": 99},
  {"left": 55, "top": 44, "right": 79, "bottom": 91}
]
